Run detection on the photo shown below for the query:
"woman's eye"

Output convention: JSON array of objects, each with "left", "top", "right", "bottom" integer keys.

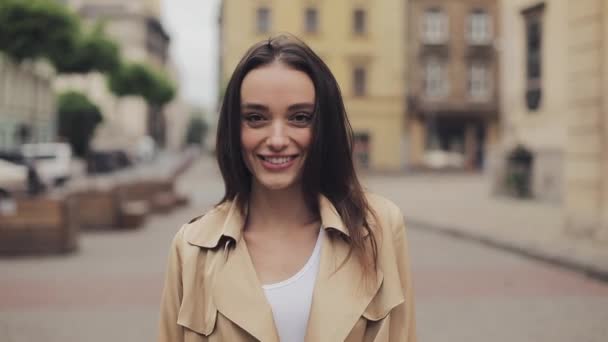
[
  {"left": 292, "top": 113, "right": 312, "bottom": 125},
  {"left": 244, "top": 114, "right": 264, "bottom": 123}
]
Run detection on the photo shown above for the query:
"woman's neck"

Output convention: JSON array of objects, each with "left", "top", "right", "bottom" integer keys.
[{"left": 246, "top": 182, "right": 318, "bottom": 235}]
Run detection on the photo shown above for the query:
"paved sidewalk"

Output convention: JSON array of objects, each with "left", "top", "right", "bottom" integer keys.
[{"left": 364, "top": 173, "right": 608, "bottom": 281}]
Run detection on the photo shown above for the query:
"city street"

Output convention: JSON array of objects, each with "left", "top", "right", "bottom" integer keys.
[{"left": 1, "top": 156, "right": 607, "bottom": 341}]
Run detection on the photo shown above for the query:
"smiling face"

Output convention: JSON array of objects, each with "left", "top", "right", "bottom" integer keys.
[{"left": 240, "top": 61, "right": 315, "bottom": 192}]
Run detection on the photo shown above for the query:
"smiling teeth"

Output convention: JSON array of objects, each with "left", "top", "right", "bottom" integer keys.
[{"left": 265, "top": 157, "right": 292, "bottom": 164}]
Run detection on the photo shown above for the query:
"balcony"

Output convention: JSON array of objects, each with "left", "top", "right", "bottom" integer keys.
[{"left": 408, "top": 94, "right": 498, "bottom": 119}]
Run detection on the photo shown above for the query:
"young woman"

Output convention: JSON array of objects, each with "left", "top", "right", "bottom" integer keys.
[{"left": 158, "top": 35, "right": 416, "bottom": 342}]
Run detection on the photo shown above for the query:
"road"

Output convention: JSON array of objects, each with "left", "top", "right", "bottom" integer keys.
[{"left": 1, "top": 156, "right": 607, "bottom": 341}]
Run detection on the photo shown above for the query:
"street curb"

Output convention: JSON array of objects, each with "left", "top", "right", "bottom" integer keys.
[{"left": 407, "top": 219, "right": 608, "bottom": 284}]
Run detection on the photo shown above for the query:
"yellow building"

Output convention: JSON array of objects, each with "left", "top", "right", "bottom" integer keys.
[{"left": 219, "top": 0, "right": 408, "bottom": 170}]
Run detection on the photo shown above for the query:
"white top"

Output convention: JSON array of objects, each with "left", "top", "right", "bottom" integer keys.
[{"left": 262, "top": 228, "right": 324, "bottom": 342}]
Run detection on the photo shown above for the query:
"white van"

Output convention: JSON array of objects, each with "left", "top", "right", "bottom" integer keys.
[{"left": 21, "top": 143, "right": 73, "bottom": 186}]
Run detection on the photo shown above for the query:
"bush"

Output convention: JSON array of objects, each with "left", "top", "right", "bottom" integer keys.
[{"left": 57, "top": 91, "right": 103, "bottom": 157}]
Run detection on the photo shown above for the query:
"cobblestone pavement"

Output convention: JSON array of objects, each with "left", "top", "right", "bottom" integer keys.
[{"left": 1, "top": 156, "right": 607, "bottom": 341}]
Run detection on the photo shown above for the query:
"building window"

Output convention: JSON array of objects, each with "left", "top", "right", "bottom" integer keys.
[
  {"left": 424, "top": 58, "right": 448, "bottom": 98},
  {"left": 353, "top": 132, "right": 370, "bottom": 169},
  {"left": 353, "top": 9, "right": 366, "bottom": 35},
  {"left": 468, "top": 62, "right": 491, "bottom": 101},
  {"left": 305, "top": 8, "right": 319, "bottom": 33},
  {"left": 467, "top": 9, "right": 492, "bottom": 45},
  {"left": 256, "top": 7, "right": 271, "bottom": 33},
  {"left": 522, "top": 4, "right": 545, "bottom": 111},
  {"left": 422, "top": 8, "right": 448, "bottom": 44},
  {"left": 353, "top": 67, "right": 367, "bottom": 96}
]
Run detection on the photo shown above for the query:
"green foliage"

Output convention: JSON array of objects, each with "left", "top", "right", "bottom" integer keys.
[
  {"left": 54, "top": 24, "right": 120, "bottom": 74},
  {"left": 0, "top": 0, "right": 79, "bottom": 62},
  {"left": 109, "top": 62, "right": 176, "bottom": 106},
  {"left": 57, "top": 91, "right": 103, "bottom": 157},
  {"left": 0, "top": 1, "right": 121, "bottom": 75},
  {"left": 143, "top": 69, "right": 176, "bottom": 107},
  {"left": 185, "top": 116, "right": 209, "bottom": 146}
]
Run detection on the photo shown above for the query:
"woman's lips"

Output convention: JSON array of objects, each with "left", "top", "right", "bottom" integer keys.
[{"left": 258, "top": 155, "right": 298, "bottom": 171}]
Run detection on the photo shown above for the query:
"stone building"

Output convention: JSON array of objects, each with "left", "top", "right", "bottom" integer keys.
[
  {"left": 407, "top": 0, "right": 500, "bottom": 170},
  {"left": 563, "top": 0, "right": 608, "bottom": 241},
  {"left": 495, "top": 0, "right": 567, "bottom": 203},
  {"left": 0, "top": 55, "right": 56, "bottom": 151},
  {"left": 219, "top": 0, "right": 408, "bottom": 170},
  {"left": 496, "top": 0, "right": 608, "bottom": 242}
]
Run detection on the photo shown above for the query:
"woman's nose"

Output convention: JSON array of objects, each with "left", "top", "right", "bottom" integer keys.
[{"left": 266, "top": 122, "right": 289, "bottom": 151}]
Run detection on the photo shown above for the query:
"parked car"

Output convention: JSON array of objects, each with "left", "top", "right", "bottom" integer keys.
[
  {"left": 21, "top": 143, "right": 73, "bottom": 186},
  {"left": 0, "top": 159, "right": 27, "bottom": 194},
  {"left": 423, "top": 149, "right": 465, "bottom": 170}
]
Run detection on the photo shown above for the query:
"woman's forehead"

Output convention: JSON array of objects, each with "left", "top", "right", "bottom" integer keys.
[{"left": 240, "top": 63, "right": 315, "bottom": 107}]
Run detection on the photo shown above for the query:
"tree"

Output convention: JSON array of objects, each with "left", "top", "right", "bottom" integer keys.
[
  {"left": 108, "top": 62, "right": 176, "bottom": 106},
  {"left": 0, "top": 0, "right": 79, "bottom": 62},
  {"left": 0, "top": 1, "right": 120, "bottom": 75},
  {"left": 53, "top": 24, "right": 120, "bottom": 74},
  {"left": 57, "top": 91, "right": 103, "bottom": 157},
  {"left": 108, "top": 62, "right": 176, "bottom": 146}
]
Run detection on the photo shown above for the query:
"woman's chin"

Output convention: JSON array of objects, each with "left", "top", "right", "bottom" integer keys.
[{"left": 254, "top": 175, "right": 299, "bottom": 192}]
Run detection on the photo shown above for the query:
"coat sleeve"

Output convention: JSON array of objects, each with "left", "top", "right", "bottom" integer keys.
[
  {"left": 388, "top": 206, "right": 417, "bottom": 342},
  {"left": 158, "top": 226, "right": 186, "bottom": 342}
]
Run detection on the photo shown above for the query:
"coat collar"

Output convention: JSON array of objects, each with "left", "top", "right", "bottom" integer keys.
[{"left": 185, "top": 194, "right": 351, "bottom": 248}]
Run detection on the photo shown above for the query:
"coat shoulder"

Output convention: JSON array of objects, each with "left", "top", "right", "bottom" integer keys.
[
  {"left": 179, "top": 202, "right": 233, "bottom": 249},
  {"left": 364, "top": 192, "right": 406, "bottom": 236},
  {"left": 184, "top": 202, "right": 229, "bottom": 226}
]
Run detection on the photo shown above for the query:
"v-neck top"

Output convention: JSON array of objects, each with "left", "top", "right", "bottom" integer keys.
[{"left": 261, "top": 228, "right": 324, "bottom": 342}]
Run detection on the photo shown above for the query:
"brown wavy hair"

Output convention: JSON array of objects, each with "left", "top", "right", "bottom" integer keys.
[{"left": 216, "top": 34, "right": 379, "bottom": 278}]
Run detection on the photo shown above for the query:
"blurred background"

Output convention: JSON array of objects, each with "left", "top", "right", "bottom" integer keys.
[{"left": 1, "top": 0, "right": 607, "bottom": 341}]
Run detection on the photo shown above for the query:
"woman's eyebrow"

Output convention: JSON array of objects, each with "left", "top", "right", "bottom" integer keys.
[
  {"left": 287, "top": 103, "right": 315, "bottom": 111},
  {"left": 241, "top": 103, "right": 269, "bottom": 111}
]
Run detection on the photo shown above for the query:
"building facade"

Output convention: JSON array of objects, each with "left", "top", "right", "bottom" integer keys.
[
  {"left": 407, "top": 0, "right": 500, "bottom": 170},
  {"left": 56, "top": 0, "right": 187, "bottom": 152},
  {"left": 0, "top": 54, "right": 56, "bottom": 151},
  {"left": 219, "top": 0, "right": 408, "bottom": 170},
  {"left": 564, "top": 0, "right": 608, "bottom": 241},
  {"left": 495, "top": 0, "right": 567, "bottom": 203},
  {"left": 496, "top": 0, "right": 608, "bottom": 242}
]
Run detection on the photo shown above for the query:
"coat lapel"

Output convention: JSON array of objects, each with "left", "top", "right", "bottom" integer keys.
[
  {"left": 305, "top": 196, "right": 384, "bottom": 342},
  {"left": 185, "top": 200, "right": 279, "bottom": 342},
  {"left": 176, "top": 244, "right": 220, "bottom": 336},
  {"left": 213, "top": 239, "right": 280, "bottom": 342}
]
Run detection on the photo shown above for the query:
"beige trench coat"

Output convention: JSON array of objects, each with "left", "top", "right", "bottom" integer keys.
[{"left": 158, "top": 193, "right": 417, "bottom": 342}]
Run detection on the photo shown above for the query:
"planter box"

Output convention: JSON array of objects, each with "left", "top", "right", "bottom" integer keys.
[
  {"left": 0, "top": 196, "right": 78, "bottom": 255},
  {"left": 70, "top": 190, "right": 119, "bottom": 229}
]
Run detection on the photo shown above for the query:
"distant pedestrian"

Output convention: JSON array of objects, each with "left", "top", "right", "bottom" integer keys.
[{"left": 158, "top": 34, "right": 417, "bottom": 342}]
